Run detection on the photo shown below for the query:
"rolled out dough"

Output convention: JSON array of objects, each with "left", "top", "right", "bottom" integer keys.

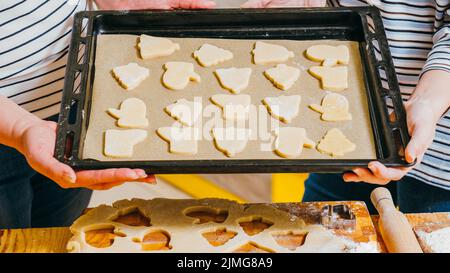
[
  {"left": 274, "top": 127, "right": 315, "bottom": 158},
  {"left": 107, "top": 98, "right": 149, "bottom": 128},
  {"left": 104, "top": 129, "right": 147, "bottom": 158},
  {"left": 214, "top": 67, "right": 252, "bottom": 94},
  {"left": 309, "top": 93, "right": 352, "bottom": 121},
  {"left": 252, "top": 41, "right": 294, "bottom": 65},
  {"left": 162, "top": 62, "right": 200, "bottom": 90},
  {"left": 193, "top": 44, "right": 233, "bottom": 67},
  {"left": 264, "top": 64, "right": 300, "bottom": 91},
  {"left": 111, "top": 62, "right": 149, "bottom": 90},
  {"left": 262, "top": 95, "right": 301, "bottom": 123},
  {"left": 138, "top": 34, "right": 180, "bottom": 59},
  {"left": 316, "top": 128, "right": 356, "bottom": 157}
]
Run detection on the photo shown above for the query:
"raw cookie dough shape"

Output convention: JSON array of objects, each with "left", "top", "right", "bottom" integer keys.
[
  {"left": 164, "top": 99, "right": 202, "bottom": 126},
  {"left": 252, "top": 41, "right": 294, "bottom": 65},
  {"left": 202, "top": 228, "right": 238, "bottom": 247},
  {"left": 112, "top": 62, "right": 149, "bottom": 91},
  {"left": 107, "top": 98, "right": 149, "bottom": 129},
  {"left": 262, "top": 95, "right": 301, "bottom": 123},
  {"left": 104, "top": 129, "right": 147, "bottom": 158},
  {"left": 210, "top": 94, "right": 251, "bottom": 121},
  {"left": 211, "top": 127, "right": 251, "bottom": 157},
  {"left": 184, "top": 206, "right": 229, "bottom": 224},
  {"left": 264, "top": 64, "right": 300, "bottom": 91},
  {"left": 141, "top": 230, "right": 172, "bottom": 251},
  {"left": 317, "top": 128, "right": 356, "bottom": 157},
  {"left": 306, "top": 45, "right": 350, "bottom": 67},
  {"left": 238, "top": 217, "right": 274, "bottom": 236},
  {"left": 137, "top": 34, "right": 180, "bottom": 59},
  {"left": 162, "top": 62, "right": 200, "bottom": 90},
  {"left": 193, "top": 44, "right": 233, "bottom": 67},
  {"left": 85, "top": 225, "right": 126, "bottom": 248},
  {"left": 273, "top": 127, "right": 315, "bottom": 158},
  {"left": 156, "top": 126, "right": 200, "bottom": 155},
  {"left": 309, "top": 66, "right": 348, "bottom": 92},
  {"left": 111, "top": 207, "right": 151, "bottom": 227},
  {"left": 233, "top": 242, "right": 275, "bottom": 253},
  {"left": 214, "top": 67, "right": 252, "bottom": 94},
  {"left": 272, "top": 230, "right": 308, "bottom": 251},
  {"left": 309, "top": 93, "right": 352, "bottom": 121}
]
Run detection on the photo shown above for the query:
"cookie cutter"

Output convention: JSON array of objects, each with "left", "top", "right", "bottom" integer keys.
[{"left": 320, "top": 204, "right": 356, "bottom": 231}]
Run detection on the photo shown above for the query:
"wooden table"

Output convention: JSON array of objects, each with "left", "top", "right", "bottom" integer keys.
[{"left": 1, "top": 212, "right": 449, "bottom": 253}]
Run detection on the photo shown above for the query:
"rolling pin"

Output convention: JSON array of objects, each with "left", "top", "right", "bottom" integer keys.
[{"left": 370, "top": 187, "right": 423, "bottom": 253}]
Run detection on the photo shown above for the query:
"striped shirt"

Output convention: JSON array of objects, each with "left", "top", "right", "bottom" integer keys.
[{"left": 0, "top": 0, "right": 87, "bottom": 118}]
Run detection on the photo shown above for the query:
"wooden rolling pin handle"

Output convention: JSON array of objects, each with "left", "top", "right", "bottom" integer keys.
[{"left": 371, "top": 187, "right": 423, "bottom": 253}]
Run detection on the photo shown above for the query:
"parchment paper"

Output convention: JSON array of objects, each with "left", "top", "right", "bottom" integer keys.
[{"left": 82, "top": 35, "right": 376, "bottom": 161}]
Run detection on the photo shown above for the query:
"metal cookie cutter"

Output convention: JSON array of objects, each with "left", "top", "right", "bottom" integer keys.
[{"left": 320, "top": 204, "right": 356, "bottom": 231}]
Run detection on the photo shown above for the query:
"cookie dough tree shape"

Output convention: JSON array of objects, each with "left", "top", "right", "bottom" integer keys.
[
  {"left": 309, "top": 93, "right": 352, "bottom": 121},
  {"left": 107, "top": 98, "right": 149, "bottom": 128},
  {"left": 210, "top": 94, "right": 251, "bottom": 121},
  {"left": 157, "top": 126, "right": 200, "bottom": 155},
  {"left": 309, "top": 66, "right": 348, "bottom": 92},
  {"left": 317, "top": 128, "right": 356, "bottom": 157},
  {"left": 306, "top": 45, "right": 350, "bottom": 67},
  {"left": 138, "top": 34, "right": 180, "bottom": 59},
  {"left": 162, "top": 62, "right": 201, "bottom": 90},
  {"left": 104, "top": 129, "right": 148, "bottom": 158},
  {"left": 193, "top": 44, "right": 233, "bottom": 67},
  {"left": 273, "top": 127, "right": 315, "bottom": 158},
  {"left": 164, "top": 99, "right": 202, "bottom": 127},
  {"left": 262, "top": 95, "right": 301, "bottom": 123},
  {"left": 252, "top": 41, "right": 294, "bottom": 65},
  {"left": 211, "top": 127, "right": 251, "bottom": 157},
  {"left": 112, "top": 63, "right": 150, "bottom": 90},
  {"left": 264, "top": 64, "right": 300, "bottom": 91},
  {"left": 214, "top": 67, "right": 252, "bottom": 94}
]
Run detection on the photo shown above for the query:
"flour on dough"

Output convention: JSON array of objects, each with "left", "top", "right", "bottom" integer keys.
[
  {"left": 212, "top": 127, "right": 251, "bottom": 157},
  {"left": 157, "top": 126, "right": 200, "bottom": 155},
  {"left": 210, "top": 94, "right": 251, "bottom": 121},
  {"left": 137, "top": 34, "right": 180, "bottom": 59},
  {"left": 309, "top": 66, "right": 348, "bottom": 91},
  {"left": 306, "top": 45, "right": 350, "bottom": 67},
  {"left": 112, "top": 62, "right": 149, "bottom": 90},
  {"left": 165, "top": 99, "right": 202, "bottom": 126},
  {"left": 309, "top": 93, "right": 352, "bottom": 121},
  {"left": 262, "top": 95, "right": 301, "bottom": 123},
  {"left": 264, "top": 64, "right": 300, "bottom": 91},
  {"left": 193, "top": 44, "right": 233, "bottom": 67},
  {"left": 162, "top": 62, "right": 200, "bottom": 90},
  {"left": 317, "top": 128, "right": 356, "bottom": 157},
  {"left": 107, "top": 98, "right": 149, "bottom": 129},
  {"left": 273, "top": 127, "right": 315, "bottom": 158},
  {"left": 104, "top": 129, "right": 147, "bottom": 158},
  {"left": 214, "top": 67, "right": 252, "bottom": 94},
  {"left": 252, "top": 41, "right": 294, "bottom": 65}
]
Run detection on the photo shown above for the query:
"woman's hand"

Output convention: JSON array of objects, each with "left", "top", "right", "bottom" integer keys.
[
  {"left": 95, "top": 0, "right": 216, "bottom": 10},
  {"left": 344, "top": 70, "right": 450, "bottom": 185},
  {"left": 17, "top": 120, "right": 155, "bottom": 190},
  {"left": 241, "top": 0, "right": 326, "bottom": 8}
]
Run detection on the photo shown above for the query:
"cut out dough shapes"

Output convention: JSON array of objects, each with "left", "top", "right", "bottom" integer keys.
[
  {"left": 306, "top": 45, "right": 350, "bottom": 67},
  {"left": 165, "top": 99, "right": 202, "bottom": 126},
  {"left": 107, "top": 98, "right": 149, "bottom": 128},
  {"left": 317, "top": 128, "right": 356, "bottom": 157},
  {"left": 309, "top": 66, "right": 348, "bottom": 92},
  {"left": 104, "top": 129, "right": 147, "bottom": 158},
  {"left": 310, "top": 93, "right": 352, "bottom": 121},
  {"left": 264, "top": 64, "right": 300, "bottom": 91},
  {"left": 157, "top": 126, "right": 200, "bottom": 155},
  {"left": 252, "top": 41, "right": 294, "bottom": 65},
  {"left": 193, "top": 44, "right": 233, "bottom": 67},
  {"left": 273, "top": 127, "right": 315, "bottom": 158},
  {"left": 212, "top": 127, "right": 251, "bottom": 157},
  {"left": 162, "top": 62, "right": 200, "bottom": 90},
  {"left": 138, "top": 34, "right": 180, "bottom": 59},
  {"left": 210, "top": 94, "right": 251, "bottom": 121},
  {"left": 262, "top": 95, "right": 301, "bottom": 123},
  {"left": 214, "top": 67, "right": 252, "bottom": 94},
  {"left": 112, "top": 62, "right": 149, "bottom": 90}
]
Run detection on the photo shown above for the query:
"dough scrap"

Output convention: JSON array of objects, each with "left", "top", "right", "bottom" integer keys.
[
  {"left": 252, "top": 41, "right": 294, "bottom": 65},
  {"left": 317, "top": 128, "right": 356, "bottom": 157},
  {"left": 309, "top": 66, "right": 348, "bottom": 91},
  {"left": 306, "top": 45, "right": 350, "bottom": 67},
  {"left": 309, "top": 93, "right": 352, "bottom": 121},
  {"left": 214, "top": 67, "right": 252, "bottom": 94},
  {"left": 212, "top": 127, "right": 251, "bottom": 157},
  {"left": 112, "top": 63, "right": 149, "bottom": 90},
  {"left": 104, "top": 129, "right": 147, "bottom": 158},
  {"left": 262, "top": 95, "right": 301, "bottom": 123},
  {"left": 157, "top": 126, "right": 200, "bottom": 155},
  {"left": 137, "top": 34, "right": 180, "bottom": 59},
  {"left": 273, "top": 127, "right": 315, "bottom": 158},
  {"left": 264, "top": 64, "right": 300, "bottom": 91},
  {"left": 107, "top": 98, "right": 149, "bottom": 129},
  {"left": 210, "top": 94, "right": 251, "bottom": 121},
  {"left": 162, "top": 62, "right": 200, "bottom": 90},
  {"left": 165, "top": 99, "right": 202, "bottom": 126},
  {"left": 193, "top": 44, "right": 233, "bottom": 67}
]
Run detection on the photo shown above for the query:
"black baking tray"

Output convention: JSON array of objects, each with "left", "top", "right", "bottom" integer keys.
[{"left": 55, "top": 7, "right": 412, "bottom": 173}]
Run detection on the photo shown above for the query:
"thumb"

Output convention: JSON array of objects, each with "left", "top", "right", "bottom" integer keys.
[
  {"left": 175, "top": 0, "right": 216, "bottom": 9},
  {"left": 241, "top": 0, "right": 271, "bottom": 8},
  {"left": 405, "top": 123, "right": 434, "bottom": 164}
]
